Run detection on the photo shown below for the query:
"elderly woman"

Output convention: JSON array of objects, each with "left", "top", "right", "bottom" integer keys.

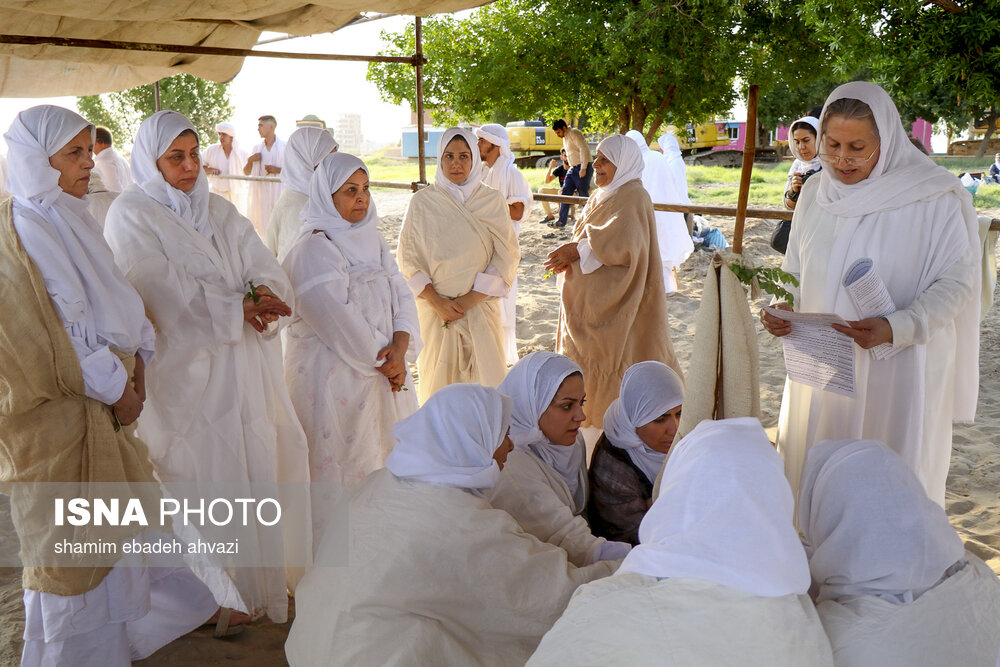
[
  {"left": 761, "top": 82, "right": 980, "bottom": 504},
  {"left": 544, "top": 134, "right": 682, "bottom": 443},
  {"left": 798, "top": 440, "right": 1000, "bottom": 666},
  {"left": 488, "top": 352, "right": 631, "bottom": 566},
  {"left": 285, "top": 384, "right": 617, "bottom": 667},
  {"left": 104, "top": 111, "right": 311, "bottom": 623},
  {"left": 528, "top": 418, "right": 835, "bottom": 667},
  {"left": 282, "top": 152, "right": 419, "bottom": 538},
  {"left": 588, "top": 361, "right": 683, "bottom": 545},
  {"left": 265, "top": 126, "right": 338, "bottom": 262},
  {"left": 396, "top": 128, "right": 520, "bottom": 404},
  {"left": 1, "top": 105, "right": 218, "bottom": 665}
]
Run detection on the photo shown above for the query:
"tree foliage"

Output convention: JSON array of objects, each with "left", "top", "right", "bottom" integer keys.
[
  {"left": 369, "top": 0, "right": 819, "bottom": 140},
  {"left": 77, "top": 74, "right": 234, "bottom": 148}
]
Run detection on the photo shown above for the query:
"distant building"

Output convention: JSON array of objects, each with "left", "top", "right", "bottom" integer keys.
[{"left": 334, "top": 114, "right": 363, "bottom": 154}]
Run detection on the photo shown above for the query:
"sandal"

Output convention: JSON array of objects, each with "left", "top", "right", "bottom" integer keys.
[{"left": 202, "top": 607, "right": 249, "bottom": 638}]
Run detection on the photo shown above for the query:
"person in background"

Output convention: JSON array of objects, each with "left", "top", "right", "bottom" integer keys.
[
  {"left": 540, "top": 149, "right": 577, "bottom": 224},
  {"left": 551, "top": 119, "right": 592, "bottom": 229},
  {"left": 202, "top": 121, "right": 249, "bottom": 213},
  {"left": 92, "top": 125, "right": 133, "bottom": 193},
  {"left": 988, "top": 153, "right": 1000, "bottom": 184},
  {"left": 783, "top": 117, "right": 822, "bottom": 211},
  {"left": 86, "top": 169, "right": 117, "bottom": 227},
  {"left": 244, "top": 114, "right": 285, "bottom": 237}
]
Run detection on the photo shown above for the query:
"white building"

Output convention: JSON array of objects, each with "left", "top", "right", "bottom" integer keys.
[{"left": 334, "top": 113, "right": 363, "bottom": 154}]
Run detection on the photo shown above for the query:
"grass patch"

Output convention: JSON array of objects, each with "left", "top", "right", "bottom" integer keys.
[{"left": 975, "top": 183, "right": 1000, "bottom": 209}]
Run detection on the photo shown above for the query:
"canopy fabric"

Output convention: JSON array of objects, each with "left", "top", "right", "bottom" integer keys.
[{"left": 0, "top": 1, "right": 489, "bottom": 97}]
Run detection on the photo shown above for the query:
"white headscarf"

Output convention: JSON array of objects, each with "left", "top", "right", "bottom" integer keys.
[
  {"left": 787, "top": 116, "right": 821, "bottom": 165},
  {"left": 131, "top": 110, "right": 212, "bottom": 238},
  {"left": 475, "top": 123, "right": 516, "bottom": 196},
  {"left": 798, "top": 439, "right": 965, "bottom": 605},
  {"left": 497, "top": 351, "right": 587, "bottom": 509},
  {"left": 594, "top": 134, "right": 644, "bottom": 204},
  {"left": 282, "top": 126, "right": 338, "bottom": 196},
  {"left": 657, "top": 132, "right": 692, "bottom": 205},
  {"left": 4, "top": 104, "right": 149, "bottom": 352},
  {"left": 299, "top": 152, "right": 380, "bottom": 264},
  {"left": 435, "top": 127, "right": 482, "bottom": 205},
  {"left": 625, "top": 129, "right": 649, "bottom": 153},
  {"left": 385, "top": 383, "right": 513, "bottom": 490},
  {"left": 603, "top": 361, "right": 684, "bottom": 484},
  {"left": 215, "top": 121, "right": 237, "bottom": 140},
  {"left": 619, "top": 417, "right": 810, "bottom": 598}
]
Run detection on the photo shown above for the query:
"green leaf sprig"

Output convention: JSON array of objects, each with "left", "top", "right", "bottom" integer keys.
[
  {"left": 246, "top": 280, "right": 261, "bottom": 303},
  {"left": 727, "top": 261, "right": 799, "bottom": 309}
]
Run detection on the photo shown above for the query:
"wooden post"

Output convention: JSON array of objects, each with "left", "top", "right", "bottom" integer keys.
[
  {"left": 733, "top": 84, "right": 758, "bottom": 255},
  {"left": 414, "top": 16, "right": 427, "bottom": 185}
]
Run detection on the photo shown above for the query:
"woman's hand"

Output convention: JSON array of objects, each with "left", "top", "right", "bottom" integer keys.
[
  {"left": 760, "top": 303, "right": 793, "bottom": 337},
  {"left": 133, "top": 352, "right": 146, "bottom": 403},
  {"left": 791, "top": 173, "right": 804, "bottom": 193},
  {"left": 453, "top": 290, "right": 487, "bottom": 313},
  {"left": 377, "top": 332, "right": 410, "bottom": 381},
  {"left": 112, "top": 383, "right": 143, "bottom": 426},
  {"left": 832, "top": 317, "right": 893, "bottom": 349},
  {"left": 420, "top": 285, "right": 465, "bottom": 323},
  {"left": 544, "top": 242, "right": 580, "bottom": 274},
  {"left": 243, "top": 284, "right": 292, "bottom": 333}
]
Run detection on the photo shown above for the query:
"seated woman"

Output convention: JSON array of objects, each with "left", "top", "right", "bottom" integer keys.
[
  {"left": 282, "top": 152, "right": 420, "bottom": 537},
  {"left": 396, "top": 128, "right": 520, "bottom": 404},
  {"left": 285, "top": 384, "right": 617, "bottom": 667},
  {"left": 528, "top": 418, "right": 834, "bottom": 667},
  {"left": 798, "top": 439, "right": 1000, "bottom": 667},
  {"left": 588, "top": 361, "right": 683, "bottom": 545},
  {"left": 488, "top": 351, "right": 631, "bottom": 566}
]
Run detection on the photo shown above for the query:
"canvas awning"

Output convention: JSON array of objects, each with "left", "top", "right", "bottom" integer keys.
[{"left": 0, "top": 1, "right": 488, "bottom": 97}]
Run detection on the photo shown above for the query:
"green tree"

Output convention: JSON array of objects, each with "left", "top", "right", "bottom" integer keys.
[
  {"left": 77, "top": 74, "right": 234, "bottom": 148},
  {"left": 368, "top": 0, "right": 819, "bottom": 142}
]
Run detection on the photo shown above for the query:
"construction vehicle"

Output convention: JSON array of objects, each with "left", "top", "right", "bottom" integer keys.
[
  {"left": 665, "top": 121, "right": 779, "bottom": 167},
  {"left": 505, "top": 121, "right": 564, "bottom": 168}
]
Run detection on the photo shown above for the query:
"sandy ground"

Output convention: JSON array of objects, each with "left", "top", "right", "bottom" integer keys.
[{"left": 1, "top": 190, "right": 997, "bottom": 665}]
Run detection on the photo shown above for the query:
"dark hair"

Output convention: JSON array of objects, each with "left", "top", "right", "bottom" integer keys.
[
  {"left": 822, "top": 98, "right": 879, "bottom": 138},
  {"left": 177, "top": 128, "right": 199, "bottom": 146},
  {"left": 908, "top": 135, "right": 929, "bottom": 155},
  {"left": 552, "top": 119, "right": 568, "bottom": 131},
  {"left": 807, "top": 105, "right": 823, "bottom": 120},
  {"left": 789, "top": 120, "right": 817, "bottom": 137},
  {"left": 258, "top": 115, "right": 277, "bottom": 125},
  {"left": 94, "top": 126, "right": 113, "bottom": 145},
  {"left": 444, "top": 134, "right": 470, "bottom": 151}
]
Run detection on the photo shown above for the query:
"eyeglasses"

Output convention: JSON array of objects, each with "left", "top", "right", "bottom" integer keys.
[{"left": 817, "top": 144, "right": 880, "bottom": 167}]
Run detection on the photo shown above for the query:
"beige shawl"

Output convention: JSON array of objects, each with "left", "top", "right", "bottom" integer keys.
[
  {"left": 558, "top": 179, "right": 681, "bottom": 428},
  {"left": 397, "top": 183, "right": 519, "bottom": 403},
  {"left": 0, "top": 198, "right": 157, "bottom": 596}
]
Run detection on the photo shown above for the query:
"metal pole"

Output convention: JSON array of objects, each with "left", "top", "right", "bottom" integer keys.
[
  {"left": 154, "top": 80, "right": 161, "bottom": 112},
  {"left": 733, "top": 84, "right": 759, "bottom": 255},
  {"left": 414, "top": 16, "right": 427, "bottom": 185}
]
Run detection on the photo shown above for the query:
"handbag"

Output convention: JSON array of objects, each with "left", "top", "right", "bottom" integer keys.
[{"left": 770, "top": 218, "right": 791, "bottom": 254}]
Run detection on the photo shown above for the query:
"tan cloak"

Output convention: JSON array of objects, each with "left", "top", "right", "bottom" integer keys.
[
  {"left": 396, "top": 183, "right": 519, "bottom": 404},
  {"left": 0, "top": 198, "right": 156, "bottom": 596},
  {"left": 558, "top": 179, "right": 681, "bottom": 428}
]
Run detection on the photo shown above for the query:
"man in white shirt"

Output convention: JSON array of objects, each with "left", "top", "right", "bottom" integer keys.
[
  {"left": 552, "top": 119, "right": 592, "bottom": 228},
  {"left": 243, "top": 115, "right": 285, "bottom": 236},
  {"left": 91, "top": 126, "right": 133, "bottom": 193},
  {"left": 202, "top": 121, "right": 248, "bottom": 213}
]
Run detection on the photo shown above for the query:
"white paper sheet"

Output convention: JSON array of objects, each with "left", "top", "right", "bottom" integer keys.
[
  {"left": 764, "top": 306, "right": 856, "bottom": 398},
  {"left": 842, "top": 257, "right": 900, "bottom": 360}
]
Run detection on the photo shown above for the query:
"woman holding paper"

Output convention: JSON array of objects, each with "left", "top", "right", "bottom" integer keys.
[{"left": 760, "top": 82, "right": 980, "bottom": 506}]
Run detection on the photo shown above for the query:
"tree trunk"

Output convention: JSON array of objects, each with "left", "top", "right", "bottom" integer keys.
[{"left": 975, "top": 106, "right": 997, "bottom": 159}]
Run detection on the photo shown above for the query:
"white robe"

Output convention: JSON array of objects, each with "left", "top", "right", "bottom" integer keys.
[
  {"left": 777, "top": 178, "right": 979, "bottom": 503},
  {"left": 640, "top": 149, "right": 692, "bottom": 292},
  {"left": 103, "top": 187, "right": 311, "bottom": 622},
  {"left": 487, "top": 443, "right": 606, "bottom": 567},
  {"left": 246, "top": 138, "right": 285, "bottom": 237},
  {"left": 282, "top": 229, "right": 419, "bottom": 539},
  {"left": 527, "top": 573, "right": 834, "bottom": 666},
  {"left": 817, "top": 552, "right": 1000, "bottom": 667},
  {"left": 265, "top": 189, "right": 307, "bottom": 262},
  {"left": 92, "top": 147, "right": 133, "bottom": 193},
  {"left": 202, "top": 142, "right": 249, "bottom": 214},
  {"left": 396, "top": 182, "right": 519, "bottom": 404},
  {"left": 482, "top": 160, "right": 532, "bottom": 364},
  {"left": 285, "top": 468, "right": 617, "bottom": 667}
]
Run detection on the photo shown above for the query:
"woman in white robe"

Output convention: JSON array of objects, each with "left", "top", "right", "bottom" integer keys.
[
  {"left": 265, "top": 126, "right": 337, "bottom": 262},
  {"left": 528, "top": 417, "right": 834, "bottom": 667},
  {"left": 626, "top": 130, "right": 693, "bottom": 292},
  {"left": 285, "top": 383, "right": 617, "bottom": 667},
  {"left": 798, "top": 439, "right": 1000, "bottom": 666},
  {"left": 103, "top": 111, "right": 311, "bottom": 623},
  {"left": 282, "top": 152, "right": 419, "bottom": 539},
  {"left": 488, "top": 351, "right": 631, "bottom": 566},
  {"left": 761, "top": 82, "right": 980, "bottom": 504},
  {"left": 396, "top": 128, "right": 520, "bottom": 404},
  {"left": 3, "top": 104, "right": 218, "bottom": 666}
]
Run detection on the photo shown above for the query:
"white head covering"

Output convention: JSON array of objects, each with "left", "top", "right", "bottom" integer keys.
[
  {"left": 603, "top": 361, "right": 684, "bottom": 484},
  {"left": 435, "top": 127, "right": 482, "bottom": 205},
  {"left": 619, "top": 417, "right": 810, "bottom": 597},
  {"left": 625, "top": 129, "right": 649, "bottom": 153},
  {"left": 131, "top": 110, "right": 212, "bottom": 238},
  {"left": 299, "top": 152, "right": 380, "bottom": 264},
  {"left": 215, "top": 121, "right": 236, "bottom": 138},
  {"left": 594, "top": 134, "right": 644, "bottom": 204},
  {"left": 385, "top": 383, "right": 513, "bottom": 490},
  {"left": 798, "top": 440, "right": 965, "bottom": 605},
  {"left": 282, "top": 126, "right": 338, "bottom": 195},
  {"left": 4, "top": 104, "right": 148, "bottom": 352},
  {"left": 497, "top": 351, "right": 587, "bottom": 509},
  {"left": 474, "top": 123, "right": 512, "bottom": 157},
  {"left": 658, "top": 132, "right": 682, "bottom": 161},
  {"left": 657, "top": 132, "right": 692, "bottom": 205},
  {"left": 787, "top": 116, "right": 821, "bottom": 165},
  {"left": 475, "top": 123, "right": 516, "bottom": 196}
]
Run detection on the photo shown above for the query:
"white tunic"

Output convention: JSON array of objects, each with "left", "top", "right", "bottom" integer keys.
[
  {"left": 92, "top": 147, "right": 133, "bottom": 193},
  {"left": 246, "top": 138, "right": 285, "bottom": 237},
  {"left": 265, "top": 189, "right": 307, "bottom": 262},
  {"left": 202, "top": 142, "right": 249, "bottom": 214},
  {"left": 104, "top": 187, "right": 311, "bottom": 622}
]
